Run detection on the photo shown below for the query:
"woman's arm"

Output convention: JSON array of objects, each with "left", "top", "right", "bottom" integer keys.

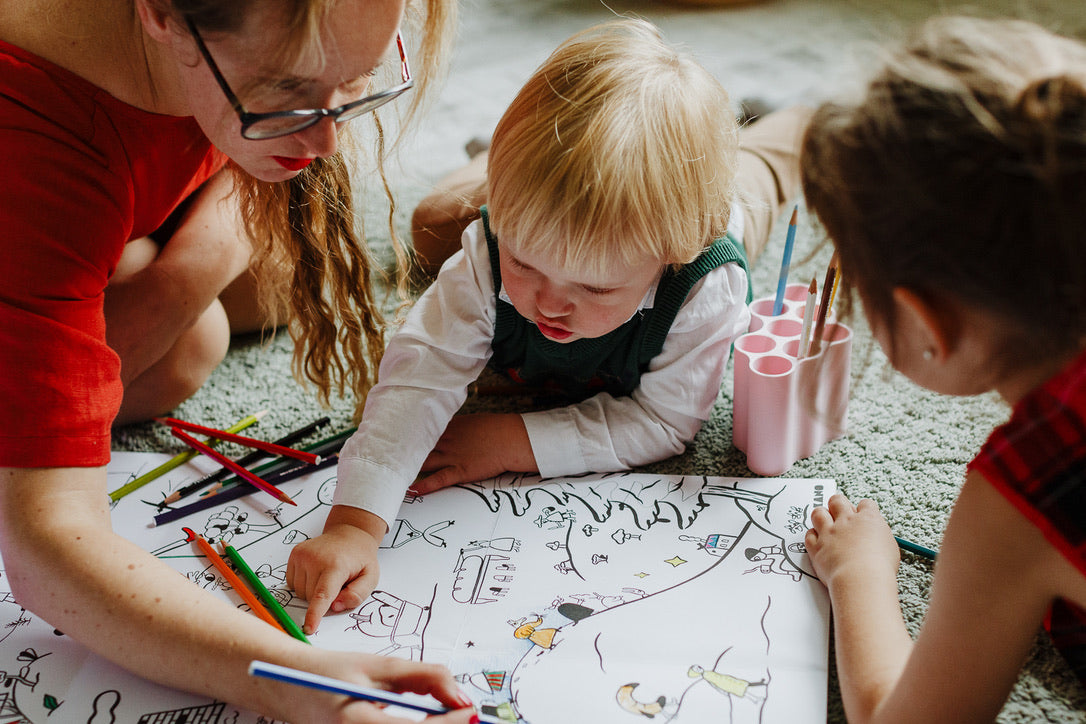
[
  {"left": 0, "top": 465, "right": 474, "bottom": 723},
  {"left": 807, "top": 474, "right": 1055, "bottom": 724}
]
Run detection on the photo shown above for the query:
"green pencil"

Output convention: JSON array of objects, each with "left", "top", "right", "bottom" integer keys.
[
  {"left": 221, "top": 542, "right": 310, "bottom": 644},
  {"left": 109, "top": 411, "right": 267, "bottom": 502},
  {"left": 895, "top": 535, "right": 937, "bottom": 561}
]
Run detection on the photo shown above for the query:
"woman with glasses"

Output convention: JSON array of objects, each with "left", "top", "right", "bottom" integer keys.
[{"left": 0, "top": 0, "right": 477, "bottom": 721}]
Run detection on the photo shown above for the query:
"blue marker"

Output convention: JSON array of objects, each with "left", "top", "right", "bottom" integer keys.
[{"left": 248, "top": 661, "right": 506, "bottom": 723}]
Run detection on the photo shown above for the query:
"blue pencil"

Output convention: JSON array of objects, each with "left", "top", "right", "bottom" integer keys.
[
  {"left": 248, "top": 661, "right": 505, "bottom": 723},
  {"left": 772, "top": 206, "right": 800, "bottom": 315}
]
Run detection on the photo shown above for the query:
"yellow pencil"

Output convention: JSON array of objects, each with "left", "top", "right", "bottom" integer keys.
[{"left": 109, "top": 411, "right": 267, "bottom": 502}]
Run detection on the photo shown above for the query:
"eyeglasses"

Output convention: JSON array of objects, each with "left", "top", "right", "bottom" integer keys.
[{"left": 185, "top": 17, "right": 413, "bottom": 140}]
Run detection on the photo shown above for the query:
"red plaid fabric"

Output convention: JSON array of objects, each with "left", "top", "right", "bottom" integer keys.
[{"left": 969, "top": 347, "right": 1086, "bottom": 682}]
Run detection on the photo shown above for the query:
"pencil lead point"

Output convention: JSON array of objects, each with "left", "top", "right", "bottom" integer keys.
[{"left": 789, "top": 206, "right": 798, "bottom": 225}]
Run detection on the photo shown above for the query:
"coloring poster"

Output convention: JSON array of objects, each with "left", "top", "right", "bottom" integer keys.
[{"left": 0, "top": 452, "right": 832, "bottom": 723}]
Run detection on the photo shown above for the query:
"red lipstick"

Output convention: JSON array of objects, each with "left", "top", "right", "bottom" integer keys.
[{"left": 272, "top": 156, "right": 314, "bottom": 171}]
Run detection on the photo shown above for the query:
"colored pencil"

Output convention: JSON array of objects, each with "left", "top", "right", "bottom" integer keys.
[
  {"left": 809, "top": 257, "right": 839, "bottom": 356},
  {"left": 221, "top": 542, "right": 310, "bottom": 644},
  {"left": 160, "top": 416, "right": 331, "bottom": 506},
  {"left": 109, "top": 411, "right": 266, "bottom": 502},
  {"left": 170, "top": 428, "right": 297, "bottom": 506},
  {"left": 182, "top": 528, "right": 286, "bottom": 632},
  {"left": 797, "top": 278, "right": 817, "bottom": 359},
  {"left": 771, "top": 206, "right": 799, "bottom": 315},
  {"left": 156, "top": 417, "right": 321, "bottom": 466},
  {"left": 895, "top": 535, "right": 937, "bottom": 561},
  {"left": 827, "top": 250, "right": 841, "bottom": 312},
  {"left": 248, "top": 661, "right": 504, "bottom": 724},
  {"left": 212, "top": 427, "right": 353, "bottom": 487},
  {"left": 151, "top": 430, "right": 352, "bottom": 527},
  {"left": 152, "top": 453, "right": 340, "bottom": 528}
]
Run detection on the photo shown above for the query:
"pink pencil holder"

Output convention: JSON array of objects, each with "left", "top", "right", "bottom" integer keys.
[{"left": 733, "top": 283, "right": 852, "bottom": 476}]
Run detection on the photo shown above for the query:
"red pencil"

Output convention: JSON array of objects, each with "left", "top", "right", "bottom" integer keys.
[
  {"left": 170, "top": 428, "right": 298, "bottom": 506},
  {"left": 155, "top": 417, "right": 321, "bottom": 466}
]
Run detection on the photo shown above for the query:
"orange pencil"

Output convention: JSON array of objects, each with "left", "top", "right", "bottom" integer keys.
[
  {"left": 181, "top": 527, "right": 286, "bottom": 633},
  {"left": 170, "top": 428, "right": 298, "bottom": 506},
  {"left": 156, "top": 417, "right": 321, "bottom": 466}
]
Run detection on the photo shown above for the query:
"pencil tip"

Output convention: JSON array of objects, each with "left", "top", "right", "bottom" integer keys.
[
  {"left": 789, "top": 206, "right": 798, "bottom": 225},
  {"left": 808, "top": 278, "right": 817, "bottom": 293},
  {"left": 254, "top": 410, "right": 270, "bottom": 419}
]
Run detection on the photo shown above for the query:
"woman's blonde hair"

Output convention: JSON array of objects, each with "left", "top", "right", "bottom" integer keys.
[
  {"left": 802, "top": 16, "right": 1086, "bottom": 363},
  {"left": 171, "top": 0, "right": 455, "bottom": 419},
  {"left": 486, "top": 18, "right": 738, "bottom": 277}
]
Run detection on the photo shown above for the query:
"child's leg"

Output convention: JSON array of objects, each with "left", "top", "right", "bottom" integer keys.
[
  {"left": 410, "top": 152, "right": 488, "bottom": 276},
  {"left": 109, "top": 236, "right": 232, "bottom": 426},
  {"left": 734, "top": 105, "right": 813, "bottom": 264}
]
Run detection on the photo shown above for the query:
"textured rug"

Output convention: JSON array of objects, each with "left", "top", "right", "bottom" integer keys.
[{"left": 115, "top": 0, "right": 1086, "bottom": 720}]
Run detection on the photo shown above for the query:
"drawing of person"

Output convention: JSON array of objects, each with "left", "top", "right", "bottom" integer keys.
[
  {"left": 742, "top": 546, "right": 803, "bottom": 582},
  {"left": 510, "top": 616, "right": 558, "bottom": 649},
  {"left": 687, "top": 664, "right": 766, "bottom": 703}
]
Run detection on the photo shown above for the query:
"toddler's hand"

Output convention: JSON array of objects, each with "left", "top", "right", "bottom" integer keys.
[
  {"left": 413, "top": 413, "right": 537, "bottom": 494},
  {"left": 805, "top": 493, "right": 900, "bottom": 591},
  {"left": 286, "top": 507, "right": 385, "bottom": 635}
]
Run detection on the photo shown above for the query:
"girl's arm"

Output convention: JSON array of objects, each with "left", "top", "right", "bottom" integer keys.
[
  {"left": 0, "top": 466, "right": 474, "bottom": 723},
  {"left": 808, "top": 472, "right": 1057, "bottom": 724}
]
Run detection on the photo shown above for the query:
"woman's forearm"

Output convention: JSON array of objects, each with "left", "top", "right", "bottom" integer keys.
[{"left": 0, "top": 466, "right": 329, "bottom": 720}]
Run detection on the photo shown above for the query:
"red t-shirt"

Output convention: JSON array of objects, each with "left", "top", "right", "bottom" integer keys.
[
  {"left": 969, "top": 346, "right": 1086, "bottom": 683},
  {"left": 0, "top": 39, "right": 227, "bottom": 467}
]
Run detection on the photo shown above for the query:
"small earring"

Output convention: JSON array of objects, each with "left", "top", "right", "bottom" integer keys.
[{"left": 923, "top": 348, "right": 935, "bottom": 361}]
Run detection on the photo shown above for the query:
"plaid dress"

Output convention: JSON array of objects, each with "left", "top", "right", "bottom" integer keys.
[{"left": 968, "top": 347, "right": 1086, "bottom": 683}]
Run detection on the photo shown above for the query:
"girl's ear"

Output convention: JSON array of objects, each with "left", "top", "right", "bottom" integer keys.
[{"left": 891, "top": 287, "right": 957, "bottom": 363}]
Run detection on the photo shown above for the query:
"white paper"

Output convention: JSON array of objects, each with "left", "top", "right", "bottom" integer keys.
[{"left": 0, "top": 452, "right": 832, "bottom": 723}]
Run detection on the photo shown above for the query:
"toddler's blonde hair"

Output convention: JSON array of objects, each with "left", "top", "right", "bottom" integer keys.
[{"left": 487, "top": 18, "right": 738, "bottom": 276}]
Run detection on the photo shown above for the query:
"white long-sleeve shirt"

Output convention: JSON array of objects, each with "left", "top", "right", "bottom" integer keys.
[{"left": 335, "top": 215, "right": 751, "bottom": 526}]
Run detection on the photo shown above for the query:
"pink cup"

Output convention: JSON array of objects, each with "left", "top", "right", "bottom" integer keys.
[{"left": 733, "top": 284, "right": 851, "bottom": 476}]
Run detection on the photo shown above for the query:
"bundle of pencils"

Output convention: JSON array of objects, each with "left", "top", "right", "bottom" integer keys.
[
  {"left": 157, "top": 416, "right": 333, "bottom": 508},
  {"left": 152, "top": 427, "right": 354, "bottom": 527},
  {"left": 182, "top": 527, "right": 309, "bottom": 643},
  {"left": 796, "top": 252, "right": 841, "bottom": 359}
]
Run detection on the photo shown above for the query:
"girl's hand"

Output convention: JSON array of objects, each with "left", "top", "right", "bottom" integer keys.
[
  {"left": 412, "top": 413, "right": 538, "bottom": 494},
  {"left": 804, "top": 493, "right": 900, "bottom": 591}
]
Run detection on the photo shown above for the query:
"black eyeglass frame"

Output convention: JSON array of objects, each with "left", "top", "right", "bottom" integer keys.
[{"left": 185, "top": 17, "right": 413, "bottom": 140}]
